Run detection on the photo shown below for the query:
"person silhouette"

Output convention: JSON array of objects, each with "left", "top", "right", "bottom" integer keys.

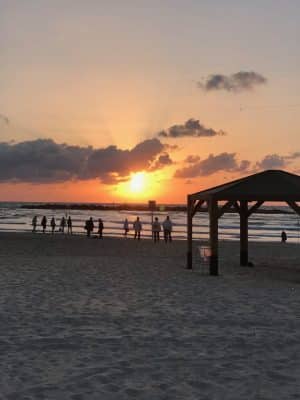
[
  {"left": 50, "top": 217, "right": 56, "bottom": 234},
  {"left": 152, "top": 217, "right": 161, "bottom": 243},
  {"left": 162, "top": 215, "right": 173, "bottom": 243},
  {"left": 41, "top": 216, "right": 47, "bottom": 233},
  {"left": 281, "top": 230, "right": 287, "bottom": 243},
  {"left": 123, "top": 218, "right": 129, "bottom": 237},
  {"left": 133, "top": 217, "right": 142, "bottom": 240},
  {"left": 60, "top": 216, "right": 66, "bottom": 233},
  {"left": 85, "top": 217, "right": 94, "bottom": 237},
  {"left": 32, "top": 215, "right": 37, "bottom": 233},
  {"left": 98, "top": 218, "right": 104, "bottom": 238},
  {"left": 67, "top": 216, "right": 72, "bottom": 234}
]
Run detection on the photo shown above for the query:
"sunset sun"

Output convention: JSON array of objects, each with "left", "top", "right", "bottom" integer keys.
[{"left": 130, "top": 172, "right": 146, "bottom": 193}]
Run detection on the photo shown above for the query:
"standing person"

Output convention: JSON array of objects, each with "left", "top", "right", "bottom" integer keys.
[
  {"left": 67, "top": 216, "right": 72, "bottom": 234},
  {"left": 152, "top": 217, "right": 161, "bottom": 243},
  {"left": 98, "top": 218, "right": 104, "bottom": 239},
  {"left": 123, "top": 218, "right": 129, "bottom": 237},
  {"left": 85, "top": 217, "right": 94, "bottom": 237},
  {"left": 41, "top": 216, "right": 47, "bottom": 233},
  {"left": 60, "top": 216, "right": 66, "bottom": 233},
  {"left": 50, "top": 217, "right": 56, "bottom": 234},
  {"left": 162, "top": 215, "right": 173, "bottom": 243},
  {"left": 133, "top": 217, "right": 142, "bottom": 240},
  {"left": 281, "top": 230, "right": 287, "bottom": 243},
  {"left": 32, "top": 215, "right": 37, "bottom": 233}
]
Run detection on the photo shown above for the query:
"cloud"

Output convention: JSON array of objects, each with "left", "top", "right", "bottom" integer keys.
[
  {"left": 176, "top": 151, "right": 300, "bottom": 180},
  {"left": 149, "top": 153, "right": 174, "bottom": 171},
  {"left": 0, "top": 114, "right": 9, "bottom": 125},
  {"left": 174, "top": 153, "right": 250, "bottom": 178},
  {"left": 255, "top": 154, "right": 287, "bottom": 170},
  {"left": 0, "top": 138, "right": 170, "bottom": 184},
  {"left": 184, "top": 155, "right": 201, "bottom": 164},
  {"left": 158, "top": 119, "right": 226, "bottom": 138},
  {"left": 255, "top": 152, "right": 300, "bottom": 171},
  {"left": 198, "top": 71, "right": 267, "bottom": 92}
]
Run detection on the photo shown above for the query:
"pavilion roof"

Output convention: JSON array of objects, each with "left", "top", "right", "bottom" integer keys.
[{"left": 189, "top": 170, "right": 300, "bottom": 201}]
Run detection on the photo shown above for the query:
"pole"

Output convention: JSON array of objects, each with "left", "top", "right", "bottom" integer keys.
[
  {"left": 208, "top": 199, "right": 219, "bottom": 276},
  {"left": 240, "top": 200, "right": 248, "bottom": 266},
  {"left": 187, "top": 195, "right": 193, "bottom": 269}
]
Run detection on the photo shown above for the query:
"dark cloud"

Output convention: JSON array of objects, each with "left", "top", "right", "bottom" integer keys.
[
  {"left": 174, "top": 153, "right": 250, "bottom": 178},
  {"left": 158, "top": 119, "right": 226, "bottom": 138},
  {"left": 0, "top": 138, "right": 169, "bottom": 184},
  {"left": 255, "top": 154, "right": 286, "bottom": 170},
  {"left": 149, "top": 153, "right": 174, "bottom": 171},
  {"left": 0, "top": 114, "right": 9, "bottom": 125},
  {"left": 198, "top": 71, "right": 267, "bottom": 92},
  {"left": 184, "top": 155, "right": 201, "bottom": 164},
  {"left": 254, "top": 151, "right": 300, "bottom": 171}
]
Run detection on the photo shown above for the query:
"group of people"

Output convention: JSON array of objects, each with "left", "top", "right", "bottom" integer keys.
[
  {"left": 129, "top": 215, "right": 173, "bottom": 243},
  {"left": 84, "top": 217, "right": 104, "bottom": 238},
  {"left": 32, "top": 215, "right": 72, "bottom": 234},
  {"left": 31, "top": 214, "right": 174, "bottom": 242}
]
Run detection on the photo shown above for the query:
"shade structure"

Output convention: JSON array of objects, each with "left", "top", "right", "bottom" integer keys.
[{"left": 187, "top": 170, "right": 300, "bottom": 275}]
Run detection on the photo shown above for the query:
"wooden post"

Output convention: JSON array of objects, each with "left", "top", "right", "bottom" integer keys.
[
  {"left": 240, "top": 200, "right": 248, "bottom": 266},
  {"left": 208, "top": 199, "right": 219, "bottom": 276},
  {"left": 187, "top": 195, "right": 193, "bottom": 269}
]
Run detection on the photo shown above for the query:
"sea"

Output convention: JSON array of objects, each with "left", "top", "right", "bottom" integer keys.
[{"left": 1, "top": 202, "right": 300, "bottom": 243}]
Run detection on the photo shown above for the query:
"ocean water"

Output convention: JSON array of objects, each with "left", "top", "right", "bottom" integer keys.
[{"left": 1, "top": 202, "right": 300, "bottom": 243}]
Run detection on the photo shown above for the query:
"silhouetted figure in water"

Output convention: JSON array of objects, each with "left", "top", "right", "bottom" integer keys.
[
  {"left": 67, "top": 216, "right": 72, "bottom": 234},
  {"left": 152, "top": 217, "right": 161, "bottom": 243},
  {"left": 85, "top": 217, "right": 94, "bottom": 237},
  {"left": 133, "top": 217, "right": 142, "bottom": 240},
  {"left": 32, "top": 216, "right": 37, "bottom": 233},
  {"left": 60, "top": 216, "right": 66, "bottom": 233},
  {"left": 98, "top": 218, "right": 104, "bottom": 238},
  {"left": 281, "top": 230, "right": 287, "bottom": 243},
  {"left": 123, "top": 218, "right": 129, "bottom": 237},
  {"left": 41, "top": 216, "right": 47, "bottom": 233},
  {"left": 50, "top": 217, "right": 56, "bottom": 234},
  {"left": 162, "top": 215, "right": 173, "bottom": 243}
]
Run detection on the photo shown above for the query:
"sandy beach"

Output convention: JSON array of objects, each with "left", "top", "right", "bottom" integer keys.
[{"left": 0, "top": 232, "right": 299, "bottom": 399}]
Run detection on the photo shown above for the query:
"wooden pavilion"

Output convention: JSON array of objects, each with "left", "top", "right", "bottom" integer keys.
[{"left": 187, "top": 170, "right": 300, "bottom": 275}]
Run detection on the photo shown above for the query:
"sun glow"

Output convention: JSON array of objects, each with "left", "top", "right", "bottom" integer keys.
[
  {"left": 130, "top": 172, "right": 146, "bottom": 193},
  {"left": 113, "top": 170, "right": 170, "bottom": 201}
]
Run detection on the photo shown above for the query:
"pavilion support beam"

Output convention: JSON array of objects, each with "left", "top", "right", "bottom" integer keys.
[
  {"left": 208, "top": 199, "right": 219, "bottom": 276},
  {"left": 192, "top": 200, "right": 206, "bottom": 218},
  {"left": 247, "top": 201, "right": 264, "bottom": 217},
  {"left": 233, "top": 201, "right": 240, "bottom": 214},
  {"left": 186, "top": 195, "right": 195, "bottom": 269},
  {"left": 240, "top": 200, "right": 249, "bottom": 266},
  {"left": 218, "top": 200, "right": 235, "bottom": 218},
  {"left": 286, "top": 201, "right": 300, "bottom": 216}
]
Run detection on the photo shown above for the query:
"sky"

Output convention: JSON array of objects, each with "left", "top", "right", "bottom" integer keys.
[{"left": 1, "top": 0, "right": 300, "bottom": 203}]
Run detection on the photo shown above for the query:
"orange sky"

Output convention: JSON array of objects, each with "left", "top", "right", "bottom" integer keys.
[{"left": 1, "top": 2, "right": 300, "bottom": 204}]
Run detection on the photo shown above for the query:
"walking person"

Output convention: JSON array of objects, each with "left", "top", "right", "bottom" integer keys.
[
  {"left": 60, "top": 216, "right": 66, "bottom": 233},
  {"left": 41, "top": 216, "right": 47, "bottom": 233},
  {"left": 133, "top": 217, "right": 142, "bottom": 240},
  {"left": 50, "top": 217, "right": 56, "bottom": 234},
  {"left": 152, "top": 217, "right": 161, "bottom": 243},
  {"left": 123, "top": 218, "right": 129, "bottom": 237},
  {"left": 67, "top": 216, "right": 72, "bottom": 234},
  {"left": 32, "top": 215, "right": 37, "bottom": 233},
  {"left": 162, "top": 215, "right": 173, "bottom": 243},
  {"left": 98, "top": 218, "right": 104, "bottom": 239}
]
